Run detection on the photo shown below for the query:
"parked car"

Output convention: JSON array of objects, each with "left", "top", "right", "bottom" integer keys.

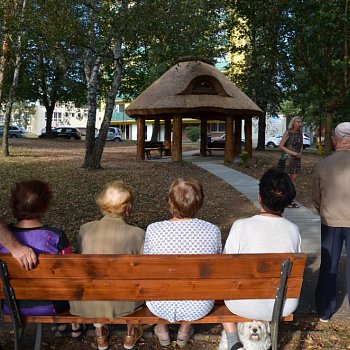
[
  {"left": 302, "top": 133, "right": 311, "bottom": 148},
  {"left": 96, "top": 127, "right": 123, "bottom": 142},
  {"left": 265, "top": 133, "right": 311, "bottom": 149},
  {"left": 208, "top": 134, "right": 245, "bottom": 146},
  {"left": 265, "top": 134, "right": 283, "bottom": 148},
  {"left": 39, "top": 127, "right": 82, "bottom": 140},
  {"left": 210, "top": 134, "right": 226, "bottom": 145},
  {"left": 0, "top": 125, "right": 28, "bottom": 138}
]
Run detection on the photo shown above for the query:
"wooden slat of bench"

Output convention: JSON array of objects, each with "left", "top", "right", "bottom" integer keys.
[
  {"left": 0, "top": 254, "right": 306, "bottom": 301},
  {"left": 208, "top": 143, "right": 225, "bottom": 148},
  {"left": 0, "top": 254, "right": 306, "bottom": 279},
  {"left": 0, "top": 277, "right": 303, "bottom": 300},
  {"left": 3, "top": 304, "right": 293, "bottom": 325}
]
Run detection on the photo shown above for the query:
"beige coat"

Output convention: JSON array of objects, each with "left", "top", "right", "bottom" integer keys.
[
  {"left": 69, "top": 215, "right": 145, "bottom": 318},
  {"left": 312, "top": 150, "right": 350, "bottom": 227}
]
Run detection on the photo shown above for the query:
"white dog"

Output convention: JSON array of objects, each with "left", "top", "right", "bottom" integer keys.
[{"left": 219, "top": 321, "right": 271, "bottom": 350}]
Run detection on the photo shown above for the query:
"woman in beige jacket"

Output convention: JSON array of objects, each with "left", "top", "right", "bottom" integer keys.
[{"left": 69, "top": 181, "right": 145, "bottom": 350}]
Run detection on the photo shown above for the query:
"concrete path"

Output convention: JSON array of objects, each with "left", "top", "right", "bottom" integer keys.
[
  {"left": 191, "top": 158, "right": 321, "bottom": 254},
  {"left": 179, "top": 152, "right": 349, "bottom": 320}
]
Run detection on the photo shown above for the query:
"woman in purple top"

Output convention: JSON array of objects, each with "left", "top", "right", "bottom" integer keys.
[{"left": 0, "top": 180, "right": 82, "bottom": 338}]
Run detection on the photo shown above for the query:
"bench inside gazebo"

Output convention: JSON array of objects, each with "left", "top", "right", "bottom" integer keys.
[{"left": 125, "top": 58, "right": 262, "bottom": 162}]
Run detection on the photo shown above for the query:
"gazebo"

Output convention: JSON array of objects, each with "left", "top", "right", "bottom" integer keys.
[{"left": 125, "top": 58, "right": 262, "bottom": 162}]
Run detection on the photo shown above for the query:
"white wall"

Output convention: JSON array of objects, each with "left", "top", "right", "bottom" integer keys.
[
  {"left": 241, "top": 114, "right": 287, "bottom": 147},
  {"left": 31, "top": 104, "right": 104, "bottom": 135}
]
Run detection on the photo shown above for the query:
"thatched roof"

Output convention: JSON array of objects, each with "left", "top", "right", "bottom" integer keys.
[{"left": 125, "top": 59, "right": 262, "bottom": 119}]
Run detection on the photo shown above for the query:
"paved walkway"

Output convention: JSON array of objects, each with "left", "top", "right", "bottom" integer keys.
[
  {"left": 180, "top": 151, "right": 349, "bottom": 320},
  {"left": 190, "top": 158, "right": 321, "bottom": 254}
]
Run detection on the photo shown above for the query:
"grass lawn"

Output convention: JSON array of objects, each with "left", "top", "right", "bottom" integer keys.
[{"left": 0, "top": 138, "right": 256, "bottom": 247}]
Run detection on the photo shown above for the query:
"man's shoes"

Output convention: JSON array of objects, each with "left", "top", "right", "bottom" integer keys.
[
  {"left": 230, "top": 341, "right": 244, "bottom": 350},
  {"left": 124, "top": 325, "right": 143, "bottom": 349},
  {"left": 319, "top": 318, "right": 330, "bottom": 323},
  {"left": 96, "top": 327, "right": 109, "bottom": 350}
]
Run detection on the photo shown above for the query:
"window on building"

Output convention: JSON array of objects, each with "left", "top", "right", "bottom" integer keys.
[{"left": 209, "top": 123, "right": 225, "bottom": 132}]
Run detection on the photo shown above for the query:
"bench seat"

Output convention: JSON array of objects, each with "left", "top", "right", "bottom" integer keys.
[
  {"left": 144, "top": 141, "right": 164, "bottom": 159},
  {"left": 2, "top": 303, "right": 293, "bottom": 325}
]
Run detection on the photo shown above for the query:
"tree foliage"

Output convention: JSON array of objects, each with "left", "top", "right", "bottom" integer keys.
[
  {"left": 225, "top": 0, "right": 290, "bottom": 150},
  {"left": 286, "top": 0, "right": 350, "bottom": 154},
  {"left": 119, "top": 0, "right": 226, "bottom": 99}
]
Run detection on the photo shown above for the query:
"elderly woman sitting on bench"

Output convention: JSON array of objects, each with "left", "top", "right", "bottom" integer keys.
[
  {"left": 69, "top": 181, "right": 145, "bottom": 350},
  {"left": 144, "top": 178, "right": 222, "bottom": 348}
]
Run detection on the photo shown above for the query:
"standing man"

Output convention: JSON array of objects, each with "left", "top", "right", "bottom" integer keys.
[
  {"left": 312, "top": 122, "right": 350, "bottom": 322},
  {"left": 0, "top": 220, "right": 37, "bottom": 270}
]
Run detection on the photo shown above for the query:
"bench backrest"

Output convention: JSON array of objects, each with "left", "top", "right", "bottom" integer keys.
[
  {"left": 144, "top": 141, "right": 163, "bottom": 147},
  {"left": 0, "top": 253, "right": 306, "bottom": 301}
]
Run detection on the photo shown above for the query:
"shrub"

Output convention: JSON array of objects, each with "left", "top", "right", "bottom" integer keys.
[{"left": 185, "top": 126, "right": 200, "bottom": 142}]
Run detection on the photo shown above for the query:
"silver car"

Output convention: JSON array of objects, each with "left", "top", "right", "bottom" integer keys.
[
  {"left": 96, "top": 127, "right": 123, "bottom": 142},
  {"left": 0, "top": 125, "right": 28, "bottom": 138}
]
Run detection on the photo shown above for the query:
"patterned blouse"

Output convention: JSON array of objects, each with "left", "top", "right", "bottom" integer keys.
[
  {"left": 144, "top": 218, "right": 222, "bottom": 322},
  {"left": 286, "top": 131, "right": 302, "bottom": 153}
]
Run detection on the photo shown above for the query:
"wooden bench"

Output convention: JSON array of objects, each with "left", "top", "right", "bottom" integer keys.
[
  {"left": 207, "top": 142, "right": 225, "bottom": 155},
  {"left": 0, "top": 253, "right": 306, "bottom": 350},
  {"left": 144, "top": 141, "right": 164, "bottom": 159}
]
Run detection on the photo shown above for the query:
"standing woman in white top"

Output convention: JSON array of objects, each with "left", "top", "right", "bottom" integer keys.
[
  {"left": 144, "top": 178, "right": 222, "bottom": 348},
  {"left": 222, "top": 168, "right": 301, "bottom": 350}
]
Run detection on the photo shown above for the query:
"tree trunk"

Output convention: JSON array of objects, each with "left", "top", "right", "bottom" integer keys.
[
  {"left": 83, "top": 49, "right": 100, "bottom": 168},
  {"left": 0, "top": 33, "right": 9, "bottom": 106},
  {"left": 256, "top": 104, "right": 267, "bottom": 151},
  {"left": 83, "top": 39, "right": 123, "bottom": 169},
  {"left": 324, "top": 100, "right": 334, "bottom": 156},
  {"left": 2, "top": 0, "right": 26, "bottom": 156},
  {"left": 2, "top": 51, "right": 21, "bottom": 155},
  {"left": 150, "top": 118, "right": 160, "bottom": 141},
  {"left": 44, "top": 103, "right": 55, "bottom": 136}
]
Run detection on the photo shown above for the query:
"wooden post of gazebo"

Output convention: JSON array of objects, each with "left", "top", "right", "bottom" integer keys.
[
  {"left": 164, "top": 118, "right": 172, "bottom": 156},
  {"left": 172, "top": 115, "right": 182, "bottom": 161},
  {"left": 225, "top": 116, "right": 234, "bottom": 162},
  {"left": 136, "top": 117, "right": 145, "bottom": 160},
  {"left": 244, "top": 117, "right": 253, "bottom": 158},
  {"left": 234, "top": 117, "right": 242, "bottom": 157},
  {"left": 200, "top": 119, "right": 207, "bottom": 157}
]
